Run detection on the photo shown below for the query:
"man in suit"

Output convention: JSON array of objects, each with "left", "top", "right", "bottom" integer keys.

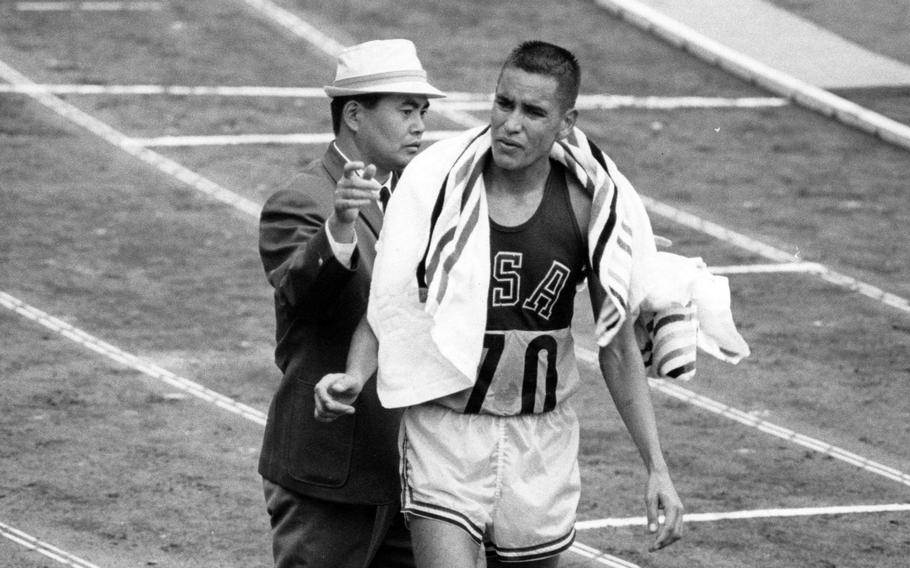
[{"left": 257, "top": 39, "right": 445, "bottom": 568}]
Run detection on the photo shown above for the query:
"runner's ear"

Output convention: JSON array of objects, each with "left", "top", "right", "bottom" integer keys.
[{"left": 557, "top": 108, "right": 578, "bottom": 140}]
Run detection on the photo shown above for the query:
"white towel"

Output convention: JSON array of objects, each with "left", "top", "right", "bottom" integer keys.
[
  {"left": 635, "top": 253, "right": 750, "bottom": 379},
  {"left": 369, "top": 126, "right": 748, "bottom": 407}
]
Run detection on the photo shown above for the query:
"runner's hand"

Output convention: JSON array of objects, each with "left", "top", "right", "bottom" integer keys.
[
  {"left": 646, "top": 469, "right": 684, "bottom": 551},
  {"left": 314, "top": 373, "right": 365, "bottom": 422}
]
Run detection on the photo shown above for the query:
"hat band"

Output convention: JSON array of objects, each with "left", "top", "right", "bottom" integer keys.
[{"left": 332, "top": 69, "right": 429, "bottom": 90}]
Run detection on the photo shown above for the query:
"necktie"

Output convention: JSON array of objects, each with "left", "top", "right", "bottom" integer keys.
[{"left": 379, "top": 185, "right": 391, "bottom": 212}]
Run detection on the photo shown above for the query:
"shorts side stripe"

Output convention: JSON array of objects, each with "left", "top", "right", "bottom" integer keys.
[
  {"left": 488, "top": 527, "right": 576, "bottom": 561},
  {"left": 404, "top": 500, "right": 485, "bottom": 543},
  {"left": 399, "top": 432, "right": 412, "bottom": 509}
]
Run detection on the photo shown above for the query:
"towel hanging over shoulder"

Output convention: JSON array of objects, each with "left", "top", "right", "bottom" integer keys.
[{"left": 368, "top": 126, "right": 749, "bottom": 408}]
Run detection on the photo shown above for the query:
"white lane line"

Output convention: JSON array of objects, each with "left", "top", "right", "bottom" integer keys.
[
  {"left": 642, "top": 196, "right": 910, "bottom": 314},
  {"left": 709, "top": 262, "right": 823, "bottom": 274},
  {"left": 0, "top": 84, "right": 328, "bottom": 97},
  {"left": 578, "top": 94, "right": 787, "bottom": 109},
  {"left": 0, "top": 83, "right": 787, "bottom": 110},
  {"left": 238, "top": 0, "right": 345, "bottom": 56},
  {"left": 441, "top": 95, "right": 787, "bottom": 111},
  {"left": 237, "top": 0, "right": 483, "bottom": 128},
  {"left": 649, "top": 378, "right": 910, "bottom": 488},
  {"left": 574, "top": 348, "right": 910, "bottom": 488},
  {"left": 0, "top": 521, "right": 102, "bottom": 568},
  {"left": 591, "top": 0, "right": 910, "bottom": 152},
  {"left": 644, "top": 197, "right": 810, "bottom": 264},
  {"left": 813, "top": 270, "right": 910, "bottom": 314},
  {"left": 576, "top": 503, "right": 910, "bottom": 530},
  {"left": 0, "top": 60, "right": 261, "bottom": 219},
  {"left": 128, "top": 132, "right": 331, "bottom": 147},
  {"left": 127, "top": 130, "right": 464, "bottom": 147},
  {"left": 570, "top": 543, "right": 641, "bottom": 568},
  {"left": 0, "top": 291, "right": 268, "bottom": 426},
  {"left": 16, "top": 1, "right": 163, "bottom": 11}
]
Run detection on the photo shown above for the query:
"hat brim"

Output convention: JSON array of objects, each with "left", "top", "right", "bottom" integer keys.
[{"left": 324, "top": 81, "right": 446, "bottom": 99}]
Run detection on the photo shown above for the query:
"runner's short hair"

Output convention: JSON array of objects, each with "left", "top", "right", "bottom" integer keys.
[{"left": 500, "top": 41, "right": 580, "bottom": 112}]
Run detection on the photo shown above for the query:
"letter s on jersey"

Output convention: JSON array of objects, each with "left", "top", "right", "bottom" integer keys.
[{"left": 491, "top": 252, "right": 523, "bottom": 306}]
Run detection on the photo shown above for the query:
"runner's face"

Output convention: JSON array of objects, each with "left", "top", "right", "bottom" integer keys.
[
  {"left": 356, "top": 94, "right": 429, "bottom": 173},
  {"left": 490, "top": 67, "right": 573, "bottom": 172}
]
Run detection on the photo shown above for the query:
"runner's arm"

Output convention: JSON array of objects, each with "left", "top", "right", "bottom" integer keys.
[{"left": 589, "top": 278, "right": 684, "bottom": 550}]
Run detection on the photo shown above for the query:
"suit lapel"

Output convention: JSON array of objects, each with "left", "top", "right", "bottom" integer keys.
[{"left": 359, "top": 198, "right": 383, "bottom": 237}]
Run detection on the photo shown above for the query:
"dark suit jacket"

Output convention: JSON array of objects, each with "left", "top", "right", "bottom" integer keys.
[{"left": 258, "top": 144, "right": 402, "bottom": 505}]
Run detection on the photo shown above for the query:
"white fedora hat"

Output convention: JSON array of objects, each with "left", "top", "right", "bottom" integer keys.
[{"left": 324, "top": 39, "right": 445, "bottom": 99}]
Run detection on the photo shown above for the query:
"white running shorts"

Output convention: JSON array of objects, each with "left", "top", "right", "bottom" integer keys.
[{"left": 399, "top": 402, "right": 580, "bottom": 563}]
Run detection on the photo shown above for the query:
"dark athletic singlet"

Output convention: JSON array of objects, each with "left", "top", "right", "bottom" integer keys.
[{"left": 436, "top": 161, "right": 589, "bottom": 416}]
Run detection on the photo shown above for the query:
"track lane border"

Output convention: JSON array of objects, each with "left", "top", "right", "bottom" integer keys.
[
  {"left": 591, "top": 0, "right": 910, "bottom": 152},
  {"left": 576, "top": 503, "right": 910, "bottom": 530},
  {"left": 0, "top": 291, "right": 268, "bottom": 425},
  {"left": 0, "top": 60, "right": 261, "bottom": 218},
  {"left": 0, "top": 521, "right": 102, "bottom": 568}
]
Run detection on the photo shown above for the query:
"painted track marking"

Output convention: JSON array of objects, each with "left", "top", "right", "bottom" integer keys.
[
  {"left": 0, "top": 60, "right": 261, "bottom": 218},
  {"left": 0, "top": 521, "right": 102, "bottom": 568},
  {"left": 642, "top": 196, "right": 910, "bottom": 314},
  {"left": 576, "top": 503, "right": 910, "bottom": 530},
  {"left": 575, "top": 347, "right": 910, "bottom": 487},
  {"left": 0, "top": 82, "right": 787, "bottom": 109},
  {"left": 0, "top": 83, "right": 327, "bottom": 96},
  {"left": 237, "top": 0, "right": 483, "bottom": 128},
  {"left": 126, "top": 130, "right": 465, "bottom": 147},
  {"left": 591, "top": 0, "right": 910, "bottom": 152},
  {"left": 654, "top": 379, "right": 910, "bottom": 487},
  {"left": 709, "top": 262, "right": 823, "bottom": 274},
  {"left": 439, "top": 95, "right": 787, "bottom": 111},
  {"left": 0, "top": 291, "right": 267, "bottom": 425},
  {"left": 16, "top": 1, "right": 163, "bottom": 11},
  {"left": 238, "top": 0, "right": 345, "bottom": 56},
  {"left": 571, "top": 543, "right": 642, "bottom": 568}
]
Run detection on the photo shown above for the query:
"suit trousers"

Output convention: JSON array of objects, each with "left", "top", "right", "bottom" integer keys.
[{"left": 264, "top": 478, "right": 414, "bottom": 568}]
